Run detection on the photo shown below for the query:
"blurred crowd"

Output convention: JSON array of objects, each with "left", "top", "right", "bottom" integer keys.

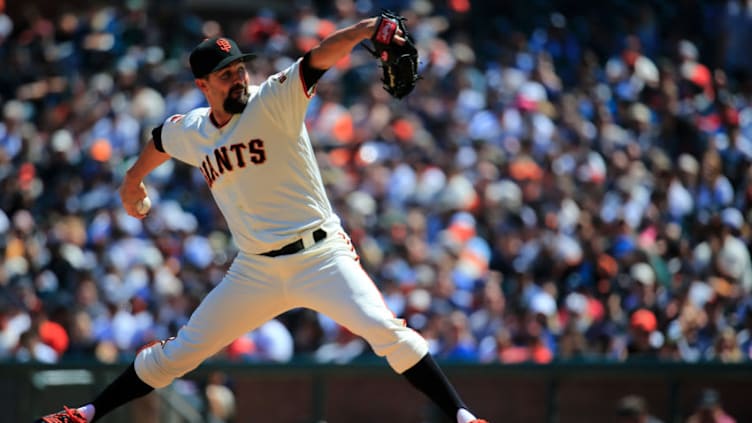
[{"left": 2, "top": 0, "right": 752, "bottom": 372}]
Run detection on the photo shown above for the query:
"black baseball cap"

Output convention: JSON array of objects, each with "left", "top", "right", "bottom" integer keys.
[{"left": 189, "top": 37, "right": 256, "bottom": 78}]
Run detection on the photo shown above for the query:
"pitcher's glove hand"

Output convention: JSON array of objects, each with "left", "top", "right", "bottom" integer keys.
[{"left": 364, "top": 11, "right": 420, "bottom": 99}]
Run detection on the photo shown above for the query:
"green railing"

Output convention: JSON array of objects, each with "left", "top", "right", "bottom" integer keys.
[{"left": 4, "top": 360, "right": 752, "bottom": 422}]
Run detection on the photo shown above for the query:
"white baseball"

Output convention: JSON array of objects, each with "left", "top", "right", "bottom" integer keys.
[{"left": 136, "top": 197, "right": 152, "bottom": 215}]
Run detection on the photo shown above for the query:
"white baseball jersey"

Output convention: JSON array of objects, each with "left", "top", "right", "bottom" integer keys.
[{"left": 157, "top": 58, "right": 340, "bottom": 253}]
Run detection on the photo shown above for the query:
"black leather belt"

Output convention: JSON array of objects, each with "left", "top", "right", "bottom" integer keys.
[{"left": 260, "top": 229, "right": 327, "bottom": 257}]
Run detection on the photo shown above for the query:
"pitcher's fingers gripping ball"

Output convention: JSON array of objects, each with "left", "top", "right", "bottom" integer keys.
[{"left": 136, "top": 197, "right": 151, "bottom": 215}]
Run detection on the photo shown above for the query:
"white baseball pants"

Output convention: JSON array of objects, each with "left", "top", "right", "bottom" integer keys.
[{"left": 135, "top": 228, "right": 428, "bottom": 389}]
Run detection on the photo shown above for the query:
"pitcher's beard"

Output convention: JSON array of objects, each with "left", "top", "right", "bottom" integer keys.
[{"left": 224, "top": 86, "right": 249, "bottom": 114}]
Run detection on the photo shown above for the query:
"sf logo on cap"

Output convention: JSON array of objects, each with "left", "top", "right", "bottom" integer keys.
[{"left": 216, "top": 38, "right": 232, "bottom": 52}]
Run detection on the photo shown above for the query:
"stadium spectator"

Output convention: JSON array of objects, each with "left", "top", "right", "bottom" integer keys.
[
  {"left": 616, "top": 394, "right": 664, "bottom": 423},
  {"left": 686, "top": 388, "right": 737, "bottom": 423}
]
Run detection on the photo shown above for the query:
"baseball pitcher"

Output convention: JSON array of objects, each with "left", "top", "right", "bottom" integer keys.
[{"left": 36, "top": 13, "right": 487, "bottom": 423}]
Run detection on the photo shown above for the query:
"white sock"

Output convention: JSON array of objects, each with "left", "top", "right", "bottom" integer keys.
[
  {"left": 457, "top": 408, "right": 477, "bottom": 423},
  {"left": 77, "top": 404, "right": 95, "bottom": 422}
]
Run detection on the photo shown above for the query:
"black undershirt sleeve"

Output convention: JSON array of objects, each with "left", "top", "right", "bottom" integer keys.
[
  {"left": 151, "top": 125, "right": 165, "bottom": 153},
  {"left": 301, "top": 52, "right": 327, "bottom": 89}
]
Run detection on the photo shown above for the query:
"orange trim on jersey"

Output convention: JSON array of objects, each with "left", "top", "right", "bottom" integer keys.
[
  {"left": 299, "top": 63, "right": 315, "bottom": 99},
  {"left": 338, "top": 231, "right": 397, "bottom": 320}
]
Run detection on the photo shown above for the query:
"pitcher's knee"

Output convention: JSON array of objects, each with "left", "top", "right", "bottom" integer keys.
[
  {"left": 367, "top": 319, "right": 429, "bottom": 373},
  {"left": 134, "top": 338, "right": 198, "bottom": 389}
]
